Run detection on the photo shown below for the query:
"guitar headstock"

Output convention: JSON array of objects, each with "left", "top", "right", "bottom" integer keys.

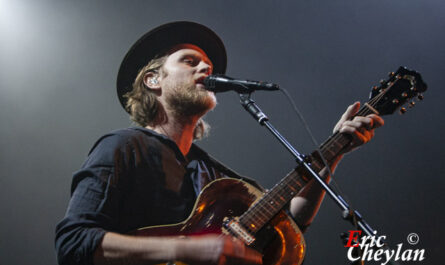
[{"left": 368, "top": 66, "right": 427, "bottom": 116}]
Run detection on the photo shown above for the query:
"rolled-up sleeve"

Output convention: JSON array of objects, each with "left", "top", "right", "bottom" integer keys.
[{"left": 55, "top": 134, "right": 130, "bottom": 265}]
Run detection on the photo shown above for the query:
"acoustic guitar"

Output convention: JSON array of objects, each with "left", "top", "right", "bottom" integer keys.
[{"left": 131, "top": 67, "right": 427, "bottom": 265}]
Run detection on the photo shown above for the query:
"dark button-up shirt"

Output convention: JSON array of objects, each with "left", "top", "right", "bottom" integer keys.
[{"left": 55, "top": 127, "right": 259, "bottom": 265}]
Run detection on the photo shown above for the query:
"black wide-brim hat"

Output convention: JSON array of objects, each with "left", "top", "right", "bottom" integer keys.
[{"left": 116, "top": 21, "right": 227, "bottom": 112}]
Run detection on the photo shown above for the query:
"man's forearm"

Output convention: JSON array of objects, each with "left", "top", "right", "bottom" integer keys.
[
  {"left": 93, "top": 231, "right": 259, "bottom": 265},
  {"left": 93, "top": 232, "right": 179, "bottom": 265},
  {"left": 289, "top": 155, "right": 343, "bottom": 230}
]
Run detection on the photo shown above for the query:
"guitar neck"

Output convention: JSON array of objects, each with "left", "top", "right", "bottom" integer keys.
[
  {"left": 238, "top": 104, "right": 379, "bottom": 233},
  {"left": 238, "top": 66, "right": 427, "bottom": 233}
]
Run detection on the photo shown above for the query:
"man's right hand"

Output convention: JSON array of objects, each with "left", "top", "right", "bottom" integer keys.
[{"left": 175, "top": 234, "right": 263, "bottom": 265}]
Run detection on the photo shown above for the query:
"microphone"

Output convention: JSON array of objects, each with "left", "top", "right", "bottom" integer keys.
[{"left": 203, "top": 74, "right": 279, "bottom": 93}]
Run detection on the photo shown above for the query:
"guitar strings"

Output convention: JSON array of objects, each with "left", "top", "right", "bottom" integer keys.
[
  {"left": 240, "top": 88, "right": 388, "bottom": 231},
  {"left": 320, "top": 89, "right": 386, "bottom": 154},
  {"left": 236, "top": 84, "right": 389, "bottom": 232}
]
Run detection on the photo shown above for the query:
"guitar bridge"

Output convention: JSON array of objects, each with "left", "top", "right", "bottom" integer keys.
[{"left": 223, "top": 217, "right": 256, "bottom": 245}]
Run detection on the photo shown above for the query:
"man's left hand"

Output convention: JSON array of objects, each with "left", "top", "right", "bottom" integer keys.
[{"left": 333, "top": 102, "right": 384, "bottom": 153}]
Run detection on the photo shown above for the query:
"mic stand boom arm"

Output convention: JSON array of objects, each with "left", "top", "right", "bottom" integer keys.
[{"left": 239, "top": 93, "right": 399, "bottom": 265}]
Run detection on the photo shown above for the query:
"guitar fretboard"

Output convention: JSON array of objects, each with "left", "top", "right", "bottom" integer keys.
[{"left": 238, "top": 104, "right": 379, "bottom": 233}]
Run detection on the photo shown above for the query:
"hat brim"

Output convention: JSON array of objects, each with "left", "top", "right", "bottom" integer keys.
[{"left": 116, "top": 21, "right": 227, "bottom": 112}]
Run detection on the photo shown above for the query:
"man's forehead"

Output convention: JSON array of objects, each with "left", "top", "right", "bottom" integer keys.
[{"left": 167, "top": 44, "right": 210, "bottom": 59}]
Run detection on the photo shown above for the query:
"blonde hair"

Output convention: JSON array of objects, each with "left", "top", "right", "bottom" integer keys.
[{"left": 124, "top": 55, "right": 209, "bottom": 140}]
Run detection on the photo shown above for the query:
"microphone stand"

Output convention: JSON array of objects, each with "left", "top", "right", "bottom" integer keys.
[{"left": 239, "top": 93, "right": 399, "bottom": 265}]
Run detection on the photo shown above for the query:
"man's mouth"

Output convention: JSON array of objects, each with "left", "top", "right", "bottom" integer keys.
[
  {"left": 195, "top": 77, "right": 207, "bottom": 90},
  {"left": 195, "top": 77, "right": 206, "bottom": 85}
]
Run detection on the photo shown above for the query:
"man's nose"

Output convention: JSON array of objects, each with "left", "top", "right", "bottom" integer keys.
[{"left": 197, "top": 61, "right": 212, "bottom": 75}]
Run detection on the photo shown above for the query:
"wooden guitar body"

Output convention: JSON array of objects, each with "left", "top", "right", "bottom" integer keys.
[{"left": 132, "top": 178, "right": 306, "bottom": 265}]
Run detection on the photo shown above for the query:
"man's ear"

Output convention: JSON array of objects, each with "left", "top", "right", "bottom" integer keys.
[{"left": 143, "top": 72, "right": 161, "bottom": 90}]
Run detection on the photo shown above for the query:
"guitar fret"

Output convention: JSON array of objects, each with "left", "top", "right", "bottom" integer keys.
[
  {"left": 311, "top": 161, "right": 323, "bottom": 172},
  {"left": 324, "top": 148, "right": 336, "bottom": 161},
  {"left": 250, "top": 199, "right": 275, "bottom": 219},
  {"left": 243, "top": 211, "right": 266, "bottom": 229},
  {"left": 255, "top": 202, "right": 274, "bottom": 217},
  {"left": 333, "top": 139, "right": 343, "bottom": 148},
  {"left": 364, "top": 103, "right": 379, "bottom": 115}
]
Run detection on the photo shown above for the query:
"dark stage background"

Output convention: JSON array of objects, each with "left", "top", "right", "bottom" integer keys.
[{"left": 1, "top": 1, "right": 444, "bottom": 264}]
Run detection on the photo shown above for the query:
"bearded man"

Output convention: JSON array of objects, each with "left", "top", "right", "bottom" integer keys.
[{"left": 55, "top": 22, "right": 383, "bottom": 265}]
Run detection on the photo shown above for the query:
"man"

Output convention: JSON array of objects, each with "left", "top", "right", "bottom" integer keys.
[{"left": 55, "top": 21, "right": 383, "bottom": 265}]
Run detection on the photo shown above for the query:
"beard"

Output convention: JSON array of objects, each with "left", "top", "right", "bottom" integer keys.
[{"left": 164, "top": 80, "right": 217, "bottom": 119}]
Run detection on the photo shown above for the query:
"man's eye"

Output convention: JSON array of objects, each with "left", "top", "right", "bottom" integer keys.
[{"left": 183, "top": 58, "right": 195, "bottom": 64}]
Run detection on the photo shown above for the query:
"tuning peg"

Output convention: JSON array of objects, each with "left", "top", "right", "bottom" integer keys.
[
  {"left": 372, "top": 86, "right": 379, "bottom": 91},
  {"left": 400, "top": 107, "right": 407, "bottom": 114},
  {"left": 402, "top": 92, "right": 408, "bottom": 98},
  {"left": 396, "top": 75, "right": 402, "bottom": 80},
  {"left": 380, "top": 79, "right": 386, "bottom": 85},
  {"left": 417, "top": 94, "right": 424, "bottom": 101},
  {"left": 392, "top": 99, "right": 399, "bottom": 104},
  {"left": 409, "top": 101, "right": 416, "bottom": 108},
  {"left": 388, "top": 72, "right": 395, "bottom": 77}
]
